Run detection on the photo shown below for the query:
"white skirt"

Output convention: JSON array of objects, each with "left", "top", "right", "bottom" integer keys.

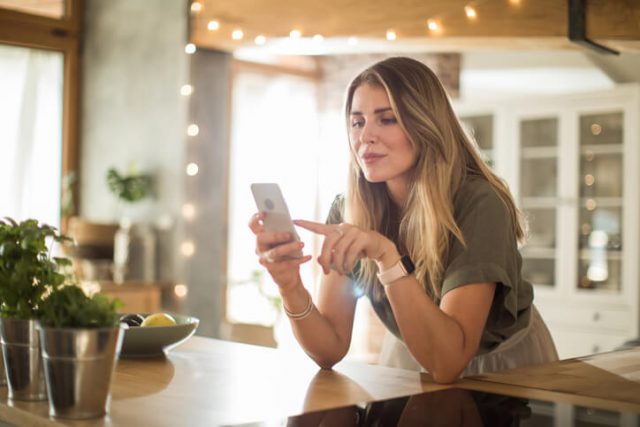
[{"left": 378, "top": 305, "right": 559, "bottom": 377}]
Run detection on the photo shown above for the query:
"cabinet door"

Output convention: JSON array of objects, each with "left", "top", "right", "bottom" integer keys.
[
  {"left": 576, "top": 112, "right": 624, "bottom": 293},
  {"left": 517, "top": 117, "right": 560, "bottom": 290}
]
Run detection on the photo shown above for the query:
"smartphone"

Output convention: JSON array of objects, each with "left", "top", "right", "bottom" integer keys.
[{"left": 251, "top": 183, "right": 302, "bottom": 258}]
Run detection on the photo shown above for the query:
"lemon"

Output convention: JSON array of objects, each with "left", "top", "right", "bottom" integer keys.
[{"left": 141, "top": 313, "right": 177, "bottom": 327}]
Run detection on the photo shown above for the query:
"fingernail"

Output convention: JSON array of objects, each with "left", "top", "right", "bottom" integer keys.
[{"left": 298, "top": 241, "right": 304, "bottom": 248}]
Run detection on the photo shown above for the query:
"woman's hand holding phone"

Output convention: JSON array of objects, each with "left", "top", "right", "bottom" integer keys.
[
  {"left": 248, "top": 212, "right": 312, "bottom": 293},
  {"left": 249, "top": 184, "right": 312, "bottom": 294}
]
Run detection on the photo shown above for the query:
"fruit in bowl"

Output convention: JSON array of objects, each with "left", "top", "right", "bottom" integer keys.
[
  {"left": 140, "top": 313, "right": 176, "bottom": 327},
  {"left": 119, "top": 313, "right": 199, "bottom": 357}
]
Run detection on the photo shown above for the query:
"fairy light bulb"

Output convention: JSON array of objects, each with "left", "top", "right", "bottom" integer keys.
[
  {"left": 386, "top": 30, "right": 397, "bottom": 41},
  {"left": 190, "top": 2, "right": 202, "bottom": 13},
  {"left": 181, "top": 240, "right": 195, "bottom": 257},
  {"left": 180, "top": 84, "right": 193, "bottom": 96},
  {"left": 464, "top": 5, "right": 477, "bottom": 19},
  {"left": 312, "top": 34, "right": 324, "bottom": 43},
  {"left": 207, "top": 20, "right": 220, "bottom": 31},
  {"left": 427, "top": 19, "right": 440, "bottom": 32},
  {"left": 289, "top": 29, "right": 302, "bottom": 39},
  {"left": 186, "top": 163, "right": 199, "bottom": 176},
  {"left": 255, "top": 35, "right": 266, "bottom": 45},
  {"left": 182, "top": 203, "right": 196, "bottom": 220},
  {"left": 174, "top": 284, "right": 188, "bottom": 298},
  {"left": 185, "top": 43, "right": 196, "bottom": 54},
  {"left": 232, "top": 29, "right": 244, "bottom": 40},
  {"left": 187, "top": 124, "right": 199, "bottom": 136}
]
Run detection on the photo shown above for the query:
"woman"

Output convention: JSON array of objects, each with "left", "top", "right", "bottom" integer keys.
[{"left": 249, "top": 57, "right": 557, "bottom": 383}]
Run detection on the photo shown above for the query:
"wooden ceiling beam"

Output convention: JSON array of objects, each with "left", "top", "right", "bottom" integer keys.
[{"left": 190, "top": 0, "right": 640, "bottom": 52}]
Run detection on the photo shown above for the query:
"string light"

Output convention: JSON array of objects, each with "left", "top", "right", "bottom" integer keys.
[
  {"left": 174, "top": 283, "right": 188, "bottom": 298},
  {"left": 464, "top": 5, "right": 477, "bottom": 19},
  {"left": 185, "top": 43, "right": 196, "bottom": 54},
  {"left": 232, "top": 29, "right": 244, "bottom": 40},
  {"left": 207, "top": 2, "right": 515, "bottom": 46},
  {"left": 190, "top": 2, "right": 202, "bottom": 13},
  {"left": 186, "top": 163, "right": 199, "bottom": 176},
  {"left": 180, "top": 84, "right": 193, "bottom": 96},
  {"left": 181, "top": 241, "right": 195, "bottom": 257},
  {"left": 187, "top": 124, "right": 199, "bottom": 136},
  {"left": 182, "top": 203, "right": 196, "bottom": 220}
]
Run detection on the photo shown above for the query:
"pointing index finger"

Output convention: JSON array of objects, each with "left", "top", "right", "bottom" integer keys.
[{"left": 293, "top": 219, "right": 333, "bottom": 235}]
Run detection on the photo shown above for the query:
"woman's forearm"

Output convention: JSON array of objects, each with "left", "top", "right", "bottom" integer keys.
[
  {"left": 384, "top": 278, "right": 468, "bottom": 382},
  {"left": 281, "top": 283, "right": 351, "bottom": 369}
]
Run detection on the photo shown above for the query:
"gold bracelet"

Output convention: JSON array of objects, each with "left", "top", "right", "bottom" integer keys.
[{"left": 283, "top": 289, "right": 313, "bottom": 320}]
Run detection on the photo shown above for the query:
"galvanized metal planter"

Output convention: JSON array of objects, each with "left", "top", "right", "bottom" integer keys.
[
  {"left": 0, "top": 318, "right": 47, "bottom": 400},
  {"left": 38, "top": 325, "right": 124, "bottom": 419}
]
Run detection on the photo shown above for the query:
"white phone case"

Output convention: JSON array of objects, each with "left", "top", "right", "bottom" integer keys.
[{"left": 251, "top": 183, "right": 302, "bottom": 258}]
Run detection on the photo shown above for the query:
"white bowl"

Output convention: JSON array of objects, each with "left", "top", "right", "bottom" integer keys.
[{"left": 120, "top": 314, "right": 199, "bottom": 358}]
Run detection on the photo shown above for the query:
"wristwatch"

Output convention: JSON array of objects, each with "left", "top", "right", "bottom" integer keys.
[{"left": 377, "top": 255, "right": 415, "bottom": 286}]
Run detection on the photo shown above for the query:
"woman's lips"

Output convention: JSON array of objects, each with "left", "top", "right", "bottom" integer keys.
[{"left": 361, "top": 153, "right": 386, "bottom": 165}]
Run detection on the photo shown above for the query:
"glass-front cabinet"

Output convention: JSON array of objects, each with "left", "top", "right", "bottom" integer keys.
[
  {"left": 510, "top": 86, "right": 639, "bottom": 359},
  {"left": 577, "top": 112, "right": 624, "bottom": 293},
  {"left": 519, "top": 117, "right": 559, "bottom": 289},
  {"left": 456, "top": 85, "right": 639, "bottom": 359}
]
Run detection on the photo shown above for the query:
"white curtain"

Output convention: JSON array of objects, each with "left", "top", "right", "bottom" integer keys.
[
  {"left": 0, "top": 44, "right": 63, "bottom": 228},
  {"left": 226, "top": 71, "right": 321, "bottom": 326}
]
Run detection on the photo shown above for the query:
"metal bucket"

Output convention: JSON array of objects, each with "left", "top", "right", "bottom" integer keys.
[
  {"left": 38, "top": 326, "right": 124, "bottom": 419},
  {"left": 0, "top": 318, "right": 47, "bottom": 400},
  {"left": 0, "top": 346, "right": 5, "bottom": 386}
]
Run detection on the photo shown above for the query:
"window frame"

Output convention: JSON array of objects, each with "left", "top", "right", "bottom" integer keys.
[{"left": 0, "top": 0, "right": 83, "bottom": 231}]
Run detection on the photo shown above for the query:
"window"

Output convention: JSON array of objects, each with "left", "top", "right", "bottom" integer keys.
[
  {"left": 226, "top": 65, "right": 321, "bottom": 326},
  {"left": 0, "top": 1, "right": 81, "bottom": 230},
  {"left": 0, "top": 45, "right": 63, "bottom": 226}
]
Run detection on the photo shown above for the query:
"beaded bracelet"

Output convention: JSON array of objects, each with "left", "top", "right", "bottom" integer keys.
[{"left": 283, "top": 289, "right": 313, "bottom": 320}]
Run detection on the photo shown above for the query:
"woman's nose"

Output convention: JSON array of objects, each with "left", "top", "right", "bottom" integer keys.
[{"left": 359, "top": 123, "right": 377, "bottom": 145}]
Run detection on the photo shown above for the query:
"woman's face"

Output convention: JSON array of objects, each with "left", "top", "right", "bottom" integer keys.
[{"left": 349, "top": 84, "right": 417, "bottom": 187}]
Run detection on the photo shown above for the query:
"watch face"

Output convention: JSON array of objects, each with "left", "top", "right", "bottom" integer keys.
[{"left": 401, "top": 255, "right": 415, "bottom": 274}]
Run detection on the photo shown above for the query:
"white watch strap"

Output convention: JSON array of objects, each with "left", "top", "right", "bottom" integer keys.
[{"left": 377, "top": 258, "right": 408, "bottom": 286}]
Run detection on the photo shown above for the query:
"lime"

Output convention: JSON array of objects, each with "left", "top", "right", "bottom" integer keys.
[{"left": 141, "top": 313, "right": 177, "bottom": 327}]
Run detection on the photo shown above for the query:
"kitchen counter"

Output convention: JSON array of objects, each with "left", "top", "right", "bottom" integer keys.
[{"left": 0, "top": 337, "right": 638, "bottom": 426}]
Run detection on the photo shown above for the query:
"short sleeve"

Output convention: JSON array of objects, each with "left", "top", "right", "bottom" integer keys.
[
  {"left": 441, "top": 180, "right": 522, "bottom": 331},
  {"left": 325, "top": 194, "right": 345, "bottom": 225}
]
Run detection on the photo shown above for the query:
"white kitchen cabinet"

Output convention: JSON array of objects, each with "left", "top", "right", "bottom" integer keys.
[{"left": 456, "top": 84, "right": 640, "bottom": 359}]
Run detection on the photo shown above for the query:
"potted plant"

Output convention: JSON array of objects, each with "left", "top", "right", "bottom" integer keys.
[
  {"left": 0, "top": 217, "right": 70, "bottom": 400},
  {"left": 106, "top": 165, "right": 156, "bottom": 283},
  {"left": 38, "top": 284, "right": 123, "bottom": 419}
]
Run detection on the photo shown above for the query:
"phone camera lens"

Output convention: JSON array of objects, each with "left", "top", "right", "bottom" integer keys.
[{"left": 264, "top": 198, "right": 275, "bottom": 210}]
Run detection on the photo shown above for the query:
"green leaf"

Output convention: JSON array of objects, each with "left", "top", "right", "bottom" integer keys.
[{"left": 39, "top": 285, "right": 122, "bottom": 328}]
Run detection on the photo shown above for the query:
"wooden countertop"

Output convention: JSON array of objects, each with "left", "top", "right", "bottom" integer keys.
[{"left": 0, "top": 337, "right": 639, "bottom": 426}]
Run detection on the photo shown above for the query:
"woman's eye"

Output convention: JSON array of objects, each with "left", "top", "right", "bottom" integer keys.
[
  {"left": 380, "top": 117, "right": 397, "bottom": 125},
  {"left": 351, "top": 120, "right": 364, "bottom": 128}
]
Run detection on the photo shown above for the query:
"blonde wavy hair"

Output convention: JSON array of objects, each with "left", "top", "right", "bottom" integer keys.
[{"left": 343, "top": 57, "right": 525, "bottom": 301}]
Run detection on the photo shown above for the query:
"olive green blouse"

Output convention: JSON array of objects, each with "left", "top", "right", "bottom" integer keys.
[{"left": 326, "top": 177, "right": 533, "bottom": 354}]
